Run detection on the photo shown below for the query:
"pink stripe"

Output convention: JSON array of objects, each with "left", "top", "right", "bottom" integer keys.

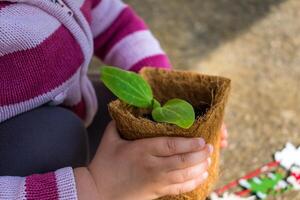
[
  {"left": 0, "top": 25, "right": 84, "bottom": 106},
  {"left": 0, "top": 70, "right": 80, "bottom": 123},
  {"left": 25, "top": 172, "right": 59, "bottom": 199},
  {"left": 94, "top": 6, "right": 147, "bottom": 59},
  {"left": 92, "top": 0, "right": 102, "bottom": 8},
  {"left": 129, "top": 54, "right": 172, "bottom": 72},
  {"left": 0, "top": 2, "right": 13, "bottom": 10},
  {"left": 80, "top": 0, "right": 92, "bottom": 24}
]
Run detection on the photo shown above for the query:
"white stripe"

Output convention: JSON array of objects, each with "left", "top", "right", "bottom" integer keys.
[
  {"left": 55, "top": 167, "right": 78, "bottom": 200},
  {"left": 0, "top": 176, "right": 26, "bottom": 200},
  {"left": 0, "top": 3, "right": 61, "bottom": 56},
  {"left": 104, "top": 30, "right": 165, "bottom": 69},
  {"left": 61, "top": 72, "right": 82, "bottom": 106},
  {"left": 91, "top": 0, "right": 126, "bottom": 37}
]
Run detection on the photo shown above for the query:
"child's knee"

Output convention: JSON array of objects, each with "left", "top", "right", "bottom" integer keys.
[{"left": 0, "top": 106, "right": 89, "bottom": 176}]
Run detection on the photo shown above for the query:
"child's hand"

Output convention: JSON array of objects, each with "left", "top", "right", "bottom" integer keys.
[
  {"left": 220, "top": 123, "right": 228, "bottom": 148},
  {"left": 88, "top": 121, "right": 213, "bottom": 200}
]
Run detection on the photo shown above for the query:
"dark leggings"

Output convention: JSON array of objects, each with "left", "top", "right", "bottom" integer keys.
[{"left": 0, "top": 80, "right": 116, "bottom": 176}]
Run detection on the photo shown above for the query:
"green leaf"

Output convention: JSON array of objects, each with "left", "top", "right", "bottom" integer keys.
[
  {"left": 151, "top": 98, "right": 195, "bottom": 129},
  {"left": 152, "top": 99, "right": 161, "bottom": 109},
  {"left": 100, "top": 66, "right": 153, "bottom": 108}
]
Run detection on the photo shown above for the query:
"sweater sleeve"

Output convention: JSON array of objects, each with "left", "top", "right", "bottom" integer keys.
[
  {"left": 90, "top": 0, "right": 172, "bottom": 72},
  {"left": 0, "top": 167, "right": 77, "bottom": 200}
]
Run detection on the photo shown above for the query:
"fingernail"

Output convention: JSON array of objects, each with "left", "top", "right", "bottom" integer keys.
[
  {"left": 222, "top": 124, "right": 228, "bottom": 137},
  {"left": 224, "top": 127, "right": 228, "bottom": 137},
  {"left": 207, "top": 144, "right": 214, "bottom": 155},
  {"left": 221, "top": 141, "right": 228, "bottom": 148},
  {"left": 198, "top": 138, "right": 205, "bottom": 148},
  {"left": 203, "top": 172, "right": 209, "bottom": 179},
  {"left": 207, "top": 158, "right": 211, "bottom": 166},
  {"left": 222, "top": 123, "right": 226, "bottom": 130}
]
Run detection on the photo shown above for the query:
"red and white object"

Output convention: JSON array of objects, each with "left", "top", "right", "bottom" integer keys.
[
  {"left": 287, "top": 166, "right": 300, "bottom": 190},
  {"left": 210, "top": 192, "right": 256, "bottom": 200}
]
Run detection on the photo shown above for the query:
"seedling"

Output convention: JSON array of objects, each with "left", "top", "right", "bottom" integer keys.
[{"left": 100, "top": 66, "right": 195, "bottom": 128}]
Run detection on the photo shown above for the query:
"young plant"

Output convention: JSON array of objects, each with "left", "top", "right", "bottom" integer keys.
[{"left": 100, "top": 66, "right": 195, "bottom": 129}]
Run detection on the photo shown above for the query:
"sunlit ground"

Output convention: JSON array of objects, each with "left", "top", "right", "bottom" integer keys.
[{"left": 90, "top": 1, "right": 300, "bottom": 199}]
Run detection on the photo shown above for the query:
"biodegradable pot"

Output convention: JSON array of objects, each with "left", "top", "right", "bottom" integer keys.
[{"left": 108, "top": 67, "right": 231, "bottom": 200}]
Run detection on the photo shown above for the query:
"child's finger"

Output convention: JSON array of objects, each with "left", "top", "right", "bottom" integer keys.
[
  {"left": 158, "top": 145, "right": 213, "bottom": 171},
  {"left": 160, "top": 172, "right": 209, "bottom": 196},
  {"left": 221, "top": 140, "right": 228, "bottom": 148},
  {"left": 143, "top": 137, "right": 206, "bottom": 157},
  {"left": 221, "top": 123, "right": 228, "bottom": 139},
  {"left": 164, "top": 158, "right": 210, "bottom": 184},
  {"left": 101, "top": 120, "right": 125, "bottom": 145}
]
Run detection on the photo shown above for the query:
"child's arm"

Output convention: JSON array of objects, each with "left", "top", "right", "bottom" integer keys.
[
  {"left": 90, "top": 0, "right": 171, "bottom": 72},
  {"left": 0, "top": 122, "right": 211, "bottom": 200}
]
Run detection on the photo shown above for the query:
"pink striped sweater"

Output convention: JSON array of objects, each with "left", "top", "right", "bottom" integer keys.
[{"left": 0, "top": 0, "right": 171, "bottom": 199}]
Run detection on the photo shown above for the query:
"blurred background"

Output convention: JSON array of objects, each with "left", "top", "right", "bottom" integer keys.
[{"left": 91, "top": 0, "right": 300, "bottom": 199}]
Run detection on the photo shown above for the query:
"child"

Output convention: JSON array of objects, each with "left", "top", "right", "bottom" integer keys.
[{"left": 0, "top": 0, "right": 228, "bottom": 199}]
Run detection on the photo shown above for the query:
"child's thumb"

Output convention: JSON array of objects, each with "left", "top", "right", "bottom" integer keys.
[{"left": 102, "top": 120, "right": 124, "bottom": 144}]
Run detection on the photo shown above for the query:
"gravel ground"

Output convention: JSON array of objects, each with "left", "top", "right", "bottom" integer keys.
[{"left": 91, "top": 0, "right": 300, "bottom": 199}]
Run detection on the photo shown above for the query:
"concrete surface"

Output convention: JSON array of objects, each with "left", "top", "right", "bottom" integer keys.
[{"left": 91, "top": 0, "right": 300, "bottom": 199}]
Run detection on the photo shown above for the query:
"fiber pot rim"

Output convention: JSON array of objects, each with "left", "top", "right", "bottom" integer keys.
[{"left": 108, "top": 67, "right": 231, "bottom": 133}]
